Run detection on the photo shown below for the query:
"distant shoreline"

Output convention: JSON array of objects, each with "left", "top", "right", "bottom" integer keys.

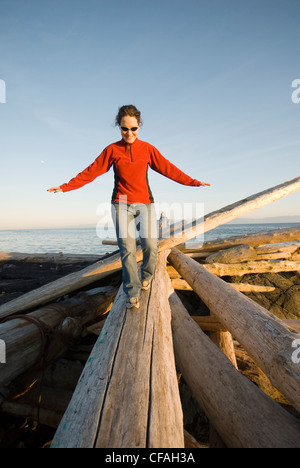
[{"left": 1, "top": 220, "right": 300, "bottom": 232}]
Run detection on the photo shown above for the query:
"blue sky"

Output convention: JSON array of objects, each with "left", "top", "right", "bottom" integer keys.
[{"left": 0, "top": 0, "right": 300, "bottom": 229}]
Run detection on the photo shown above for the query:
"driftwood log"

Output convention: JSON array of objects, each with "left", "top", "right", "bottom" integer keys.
[
  {"left": 203, "top": 260, "right": 300, "bottom": 277},
  {"left": 159, "top": 176, "right": 300, "bottom": 249},
  {"left": 51, "top": 252, "right": 184, "bottom": 448},
  {"left": 180, "top": 226, "right": 300, "bottom": 254},
  {"left": 0, "top": 252, "right": 102, "bottom": 264},
  {"left": 203, "top": 244, "right": 300, "bottom": 264},
  {"left": 169, "top": 290, "right": 300, "bottom": 448},
  {"left": 0, "top": 287, "right": 116, "bottom": 387},
  {"left": 0, "top": 251, "right": 123, "bottom": 320},
  {"left": 0, "top": 386, "right": 72, "bottom": 429},
  {"left": 171, "top": 278, "right": 275, "bottom": 292},
  {"left": 168, "top": 248, "right": 300, "bottom": 413},
  {"left": 1, "top": 176, "right": 300, "bottom": 319},
  {"left": 191, "top": 316, "right": 300, "bottom": 334}
]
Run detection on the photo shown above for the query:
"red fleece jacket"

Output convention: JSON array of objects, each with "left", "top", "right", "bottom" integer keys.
[{"left": 60, "top": 138, "right": 202, "bottom": 204}]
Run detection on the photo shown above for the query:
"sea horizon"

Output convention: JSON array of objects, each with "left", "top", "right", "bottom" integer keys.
[
  {"left": 1, "top": 216, "right": 300, "bottom": 232},
  {"left": 0, "top": 221, "right": 299, "bottom": 256}
]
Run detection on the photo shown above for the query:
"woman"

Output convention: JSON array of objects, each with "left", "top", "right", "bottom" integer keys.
[{"left": 48, "top": 105, "right": 210, "bottom": 310}]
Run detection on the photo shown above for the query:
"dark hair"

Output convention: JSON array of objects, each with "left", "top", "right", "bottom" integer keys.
[{"left": 115, "top": 104, "right": 143, "bottom": 127}]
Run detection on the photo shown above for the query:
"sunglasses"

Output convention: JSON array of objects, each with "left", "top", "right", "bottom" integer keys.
[{"left": 120, "top": 126, "right": 139, "bottom": 132}]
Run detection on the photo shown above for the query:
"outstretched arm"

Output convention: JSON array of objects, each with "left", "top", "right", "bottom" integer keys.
[
  {"left": 149, "top": 146, "right": 211, "bottom": 187},
  {"left": 47, "top": 148, "right": 113, "bottom": 194}
]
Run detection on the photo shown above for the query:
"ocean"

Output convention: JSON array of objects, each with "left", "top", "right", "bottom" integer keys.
[{"left": 0, "top": 223, "right": 299, "bottom": 256}]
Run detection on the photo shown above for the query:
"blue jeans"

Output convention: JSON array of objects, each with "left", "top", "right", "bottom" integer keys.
[{"left": 111, "top": 202, "right": 158, "bottom": 299}]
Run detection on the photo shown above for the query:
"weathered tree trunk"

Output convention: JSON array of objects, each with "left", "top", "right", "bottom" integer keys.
[
  {"left": 191, "top": 316, "right": 227, "bottom": 332},
  {"left": 179, "top": 226, "right": 300, "bottom": 254},
  {"left": 256, "top": 243, "right": 300, "bottom": 255},
  {"left": 0, "top": 251, "right": 124, "bottom": 320},
  {"left": 159, "top": 176, "right": 300, "bottom": 249},
  {"left": 210, "top": 328, "right": 238, "bottom": 369},
  {"left": 205, "top": 244, "right": 258, "bottom": 264},
  {"left": 171, "top": 278, "right": 275, "bottom": 292},
  {"left": 1, "top": 176, "right": 299, "bottom": 318},
  {"left": 0, "top": 252, "right": 101, "bottom": 264},
  {"left": 203, "top": 260, "right": 300, "bottom": 277},
  {"left": 0, "top": 386, "right": 73, "bottom": 429},
  {"left": 209, "top": 310, "right": 238, "bottom": 448},
  {"left": 168, "top": 248, "right": 300, "bottom": 413},
  {"left": 0, "top": 287, "right": 116, "bottom": 386},
  {"left": 191, "top": 316, "right": 300, "bottom": 333},
  {"left": 169, "top": 290, "right": 300, "bottom": 448},
  {"left": 229, "top": 283, "right": 275, "bottom": 292},
  {"left": 51, "top": 252, "right": 184, "bottom": 448},
  {"left": 0, "top": 400, "right": 63, "bottom": 429}
]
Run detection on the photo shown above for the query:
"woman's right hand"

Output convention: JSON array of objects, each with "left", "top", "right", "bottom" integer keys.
[{"left": 47, "top": 186, "right": 62, "bottom": 193}]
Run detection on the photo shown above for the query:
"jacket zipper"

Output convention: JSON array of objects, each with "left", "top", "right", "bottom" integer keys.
[{"left": 128, "top": 144, "right": 133, "bottom": 162}]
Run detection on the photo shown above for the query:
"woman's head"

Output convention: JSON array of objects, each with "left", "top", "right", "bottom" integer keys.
[
  {"left": 115, "top": 104, "right": 142, "bottom": 127},
  {"left": 115, "top": 104, "right": 142, "bottom": 144}
]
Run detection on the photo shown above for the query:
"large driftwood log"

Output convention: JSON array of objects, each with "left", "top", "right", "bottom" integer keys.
[
  {"left": 208, "top": 309, "right": 238, "bottom": 447},
  {"left": 1, "top": 176, "right": 300, "bottom": 318},
  {"left": 204, "top": 244, "right": 299, "bottom": 264},
  {"left": 0, "top": 287, "right": 116, "bottom": 386},
  {"left": 51, "top": 252, "right": 184, "bottom": 448},
  {"left": 0, "top": 386, "right": 73, "bottom": 429},
  {"left": 171, "top": 277, "right": 275, "bottom": 292},
  {"left": 209, "top": 328, "right": 238, "bottom": 369},
  {"left": 191, "top": 316, "right": 300, "bottom": 333},
  {"left": 0, "top": 252, "right": 102, "bottom": 264},
  {"left": 169, "top": 291, "right": 300, "bottom": 448},
  {"left": 168, "top": 248, "right": 300, "bottom": 413},
  {"left": 205, "top": 244, "right": 258, "bottom": 264},
  {"left": 159, "top": 176, "right": 300, "bottom": 249},
  {"left": 203, "top": 260, "right": 300, "bottom": 277},
  {"left": 180, "top": 227, "right": 300, "bottom": 254},
  {"left": 0, "top": 400, "right": 63, "bottom": 429},
  {"left": 256, "top": 244, "right": 300, "bottom": 255},
  {"left": 0, "top": 251, "right": 124, "bottom": 320}
]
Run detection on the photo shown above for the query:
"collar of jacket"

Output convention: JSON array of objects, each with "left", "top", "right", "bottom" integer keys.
[{"left": 120, "top": 138, "right": 140, "bottom": 146}]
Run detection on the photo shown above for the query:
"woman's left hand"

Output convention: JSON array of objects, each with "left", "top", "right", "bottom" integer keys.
[{"left": 47, "top": 186, "right": 63, "bottom": 193}]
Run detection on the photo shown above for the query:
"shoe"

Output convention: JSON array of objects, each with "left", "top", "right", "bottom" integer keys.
[
  {"left": 126, "top": 297, "right": 140, "bottom": 310},
  {"left": 142, "top": 279, "right": 152, "bottom": 291}
]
